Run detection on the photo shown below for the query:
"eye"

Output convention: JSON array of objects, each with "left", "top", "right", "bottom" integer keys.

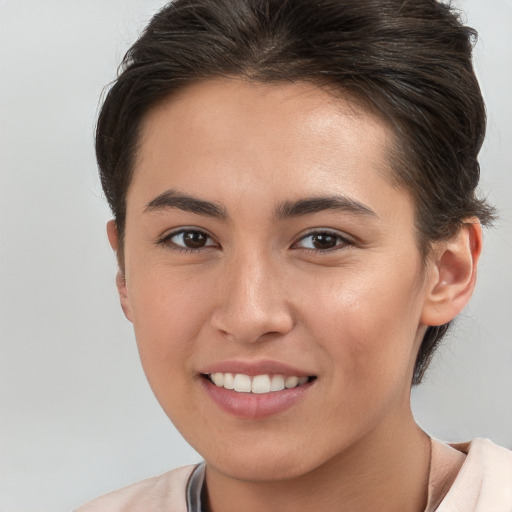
[
  {"left": 161, "top": 229, "right": 217, "bottom": 251},
  {"left": 293, "top": 230, "right": 351, "bottom": 251}
]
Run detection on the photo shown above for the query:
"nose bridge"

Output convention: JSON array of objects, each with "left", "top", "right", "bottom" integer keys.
[{"left": 211, "top": 246, "right": 294, "bottom": 343}]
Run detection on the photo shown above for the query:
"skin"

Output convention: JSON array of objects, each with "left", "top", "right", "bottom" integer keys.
[{"left": 108, "top": 79, "right": 482, "bottom": 512}]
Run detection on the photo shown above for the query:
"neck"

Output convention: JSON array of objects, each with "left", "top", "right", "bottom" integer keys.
[{"left": 203, "top": 413, "right": 431, "bottom": 512}]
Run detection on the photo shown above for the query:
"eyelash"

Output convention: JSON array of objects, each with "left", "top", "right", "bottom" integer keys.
[
  {"left": 292, "top": 230, "right": 353, "bottom": 252},
  {"left": 157, "top": 228, "right": 353, "bottom": 254},
  {"left": 158, "top": 228, "right": 218, "bottom": 253}
]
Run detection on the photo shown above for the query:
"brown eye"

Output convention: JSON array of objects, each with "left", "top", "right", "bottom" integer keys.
[
  {"left": 165, "top": 229, "right": 216, "bottom": 250},
  {"left": 310, "top": 233, "right": 338, "bottom": 250},
  {"left": 183, "top": 231, "right": 208, "bottom": 248},
  {"left": 294, "top": 231, "right": 350, "bottom": 251}
]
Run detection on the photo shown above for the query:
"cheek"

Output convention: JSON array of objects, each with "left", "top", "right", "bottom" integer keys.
[
  {"left": 299, "top": 260, "right": 424, "bottom": 387},
  {"left": 127, "top": 267, "right": 213, "bottom": 386}
]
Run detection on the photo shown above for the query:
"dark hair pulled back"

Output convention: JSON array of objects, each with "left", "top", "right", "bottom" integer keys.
[{"left": 96, "top": 0, "right": 495, "bottom": 384}]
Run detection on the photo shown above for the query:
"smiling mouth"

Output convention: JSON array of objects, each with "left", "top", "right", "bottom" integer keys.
[{"left": 204, "top": 373, "right": 317, "bottom": 394}]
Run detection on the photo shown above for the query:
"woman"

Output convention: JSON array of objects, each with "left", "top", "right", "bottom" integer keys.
[{"left": 77, "top": 0, "right": 512, "bottom": 510}]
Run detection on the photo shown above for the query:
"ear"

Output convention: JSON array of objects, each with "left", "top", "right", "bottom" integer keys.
[
  {"left": 421, "top": 219, "right": 483, "bottom": 327},
  {"left": 106, "top": 220, "right": 133, "bottom": 323}
]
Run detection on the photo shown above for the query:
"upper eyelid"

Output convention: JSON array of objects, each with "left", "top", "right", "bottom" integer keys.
[
  {"left": 158, "top": 227, "right": 219, "bottom": 248},
  {"left": 160, "top": 226, "right": 214, "bottom": 239},
  {"left": 295, "top": 228, "right": 353, "bottom": 242},
  {"left": 291, "top": 229, "right": 355, "bottom": 250}
]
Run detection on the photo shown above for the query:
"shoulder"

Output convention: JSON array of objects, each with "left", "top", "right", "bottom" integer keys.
[
  {"left": 439, "top": 438, "right": 512, "bottom": 511},
  {"left": 74, "top": 464, "right": 197, "bottom": 512}
]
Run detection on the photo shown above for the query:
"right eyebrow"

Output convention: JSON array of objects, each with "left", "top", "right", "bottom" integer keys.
[{"left": 144, "top": 189, "right": 228, "bottom": 220}]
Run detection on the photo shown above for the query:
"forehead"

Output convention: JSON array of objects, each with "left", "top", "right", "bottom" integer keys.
[
  {"left": 138, "top": 79, "right": 394, "bottom": 159},
  {"left": 129, "top": 79, "right": 407, "bottom": 218}
]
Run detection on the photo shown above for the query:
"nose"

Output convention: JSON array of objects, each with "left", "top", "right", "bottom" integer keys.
[{"left": 210, "top": 251, "right": 295, "bottom": 344}]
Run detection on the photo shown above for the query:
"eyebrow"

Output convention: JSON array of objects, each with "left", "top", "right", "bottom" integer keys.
[
  {"left": 144, "top": 190, "right": 228, "bottom": 220},
  {"left": 144, "top": 190, "right": 377, "bottom": 221},
  {"left": 275, "top": 195, "right": 377, "bottom": 219}
]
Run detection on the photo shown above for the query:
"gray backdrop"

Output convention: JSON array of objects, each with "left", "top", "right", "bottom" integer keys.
[{"left": 1, "top": 1, "right": 511, "bottom": 511}]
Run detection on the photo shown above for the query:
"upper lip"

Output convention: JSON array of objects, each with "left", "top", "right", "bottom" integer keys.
[{"left": 199, "top": 359, "right": 315, "bottom": 377}]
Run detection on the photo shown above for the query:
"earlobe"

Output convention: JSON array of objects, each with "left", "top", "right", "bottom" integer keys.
[
  {"left": 116, "top": 270, "right": 134, "bottom": 323},
  {"left": 421, "top": 219, "right": 483, "bottom": 327},
  {"left": 106, "top": 220, "right": 134, "bottom": 323}
]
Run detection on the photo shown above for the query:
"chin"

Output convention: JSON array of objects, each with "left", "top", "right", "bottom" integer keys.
[
  {"left": 195, "top": 435, "right": 337, "bottom": 483},
  {"left": 209, "top": 455, "right": 314, "bottom": 482}
]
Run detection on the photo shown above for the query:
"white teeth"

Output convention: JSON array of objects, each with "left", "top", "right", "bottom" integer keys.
[
  {"left": 233, "top": 374, "right": 252, "bottom": 393},
  {"left": 270, "top": 374, "right": 285, "bottom": 391},
  {"left": 251, "top": 375, "right": 271, "bottom": 394},
  {"left": 285, "top": 376, "right": 299, "bottom": 389},
  {"left": 223, "top": 373, "right": 234, "bottom": 389},
  {"left": 211, "top": 373, "right": 224, "bottom": 387},
  {"left": 209, "top": 372, "right": 310, "bottom": 394}
]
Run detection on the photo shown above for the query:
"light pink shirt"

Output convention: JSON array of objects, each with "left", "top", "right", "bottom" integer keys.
[
  {"left": 76, "top": 438, "right": 512, "bottom": 512},
  {"left": 433, "top": 439, "right": 512, "bottom": 511}
]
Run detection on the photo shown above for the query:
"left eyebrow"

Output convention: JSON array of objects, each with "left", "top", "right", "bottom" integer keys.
[
  {"left": 275, "top": 195, "right": 378, "bottom": 219},
  {"left": 144, "top": 189, "right": 228, "bottom": 220}
]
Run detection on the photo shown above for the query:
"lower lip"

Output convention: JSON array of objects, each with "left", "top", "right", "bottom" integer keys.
[{"left": 201, "top": 377, "right": 314, "bottom": 419}]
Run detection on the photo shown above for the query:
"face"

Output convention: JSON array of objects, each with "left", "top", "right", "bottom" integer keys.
[{"left": 118, "top": 79, "right": 434, "bottom": 481}]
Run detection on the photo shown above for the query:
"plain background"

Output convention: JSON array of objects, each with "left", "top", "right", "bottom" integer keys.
[{"left": 0, "top": 1, "right": 511, "bottom": 510}]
